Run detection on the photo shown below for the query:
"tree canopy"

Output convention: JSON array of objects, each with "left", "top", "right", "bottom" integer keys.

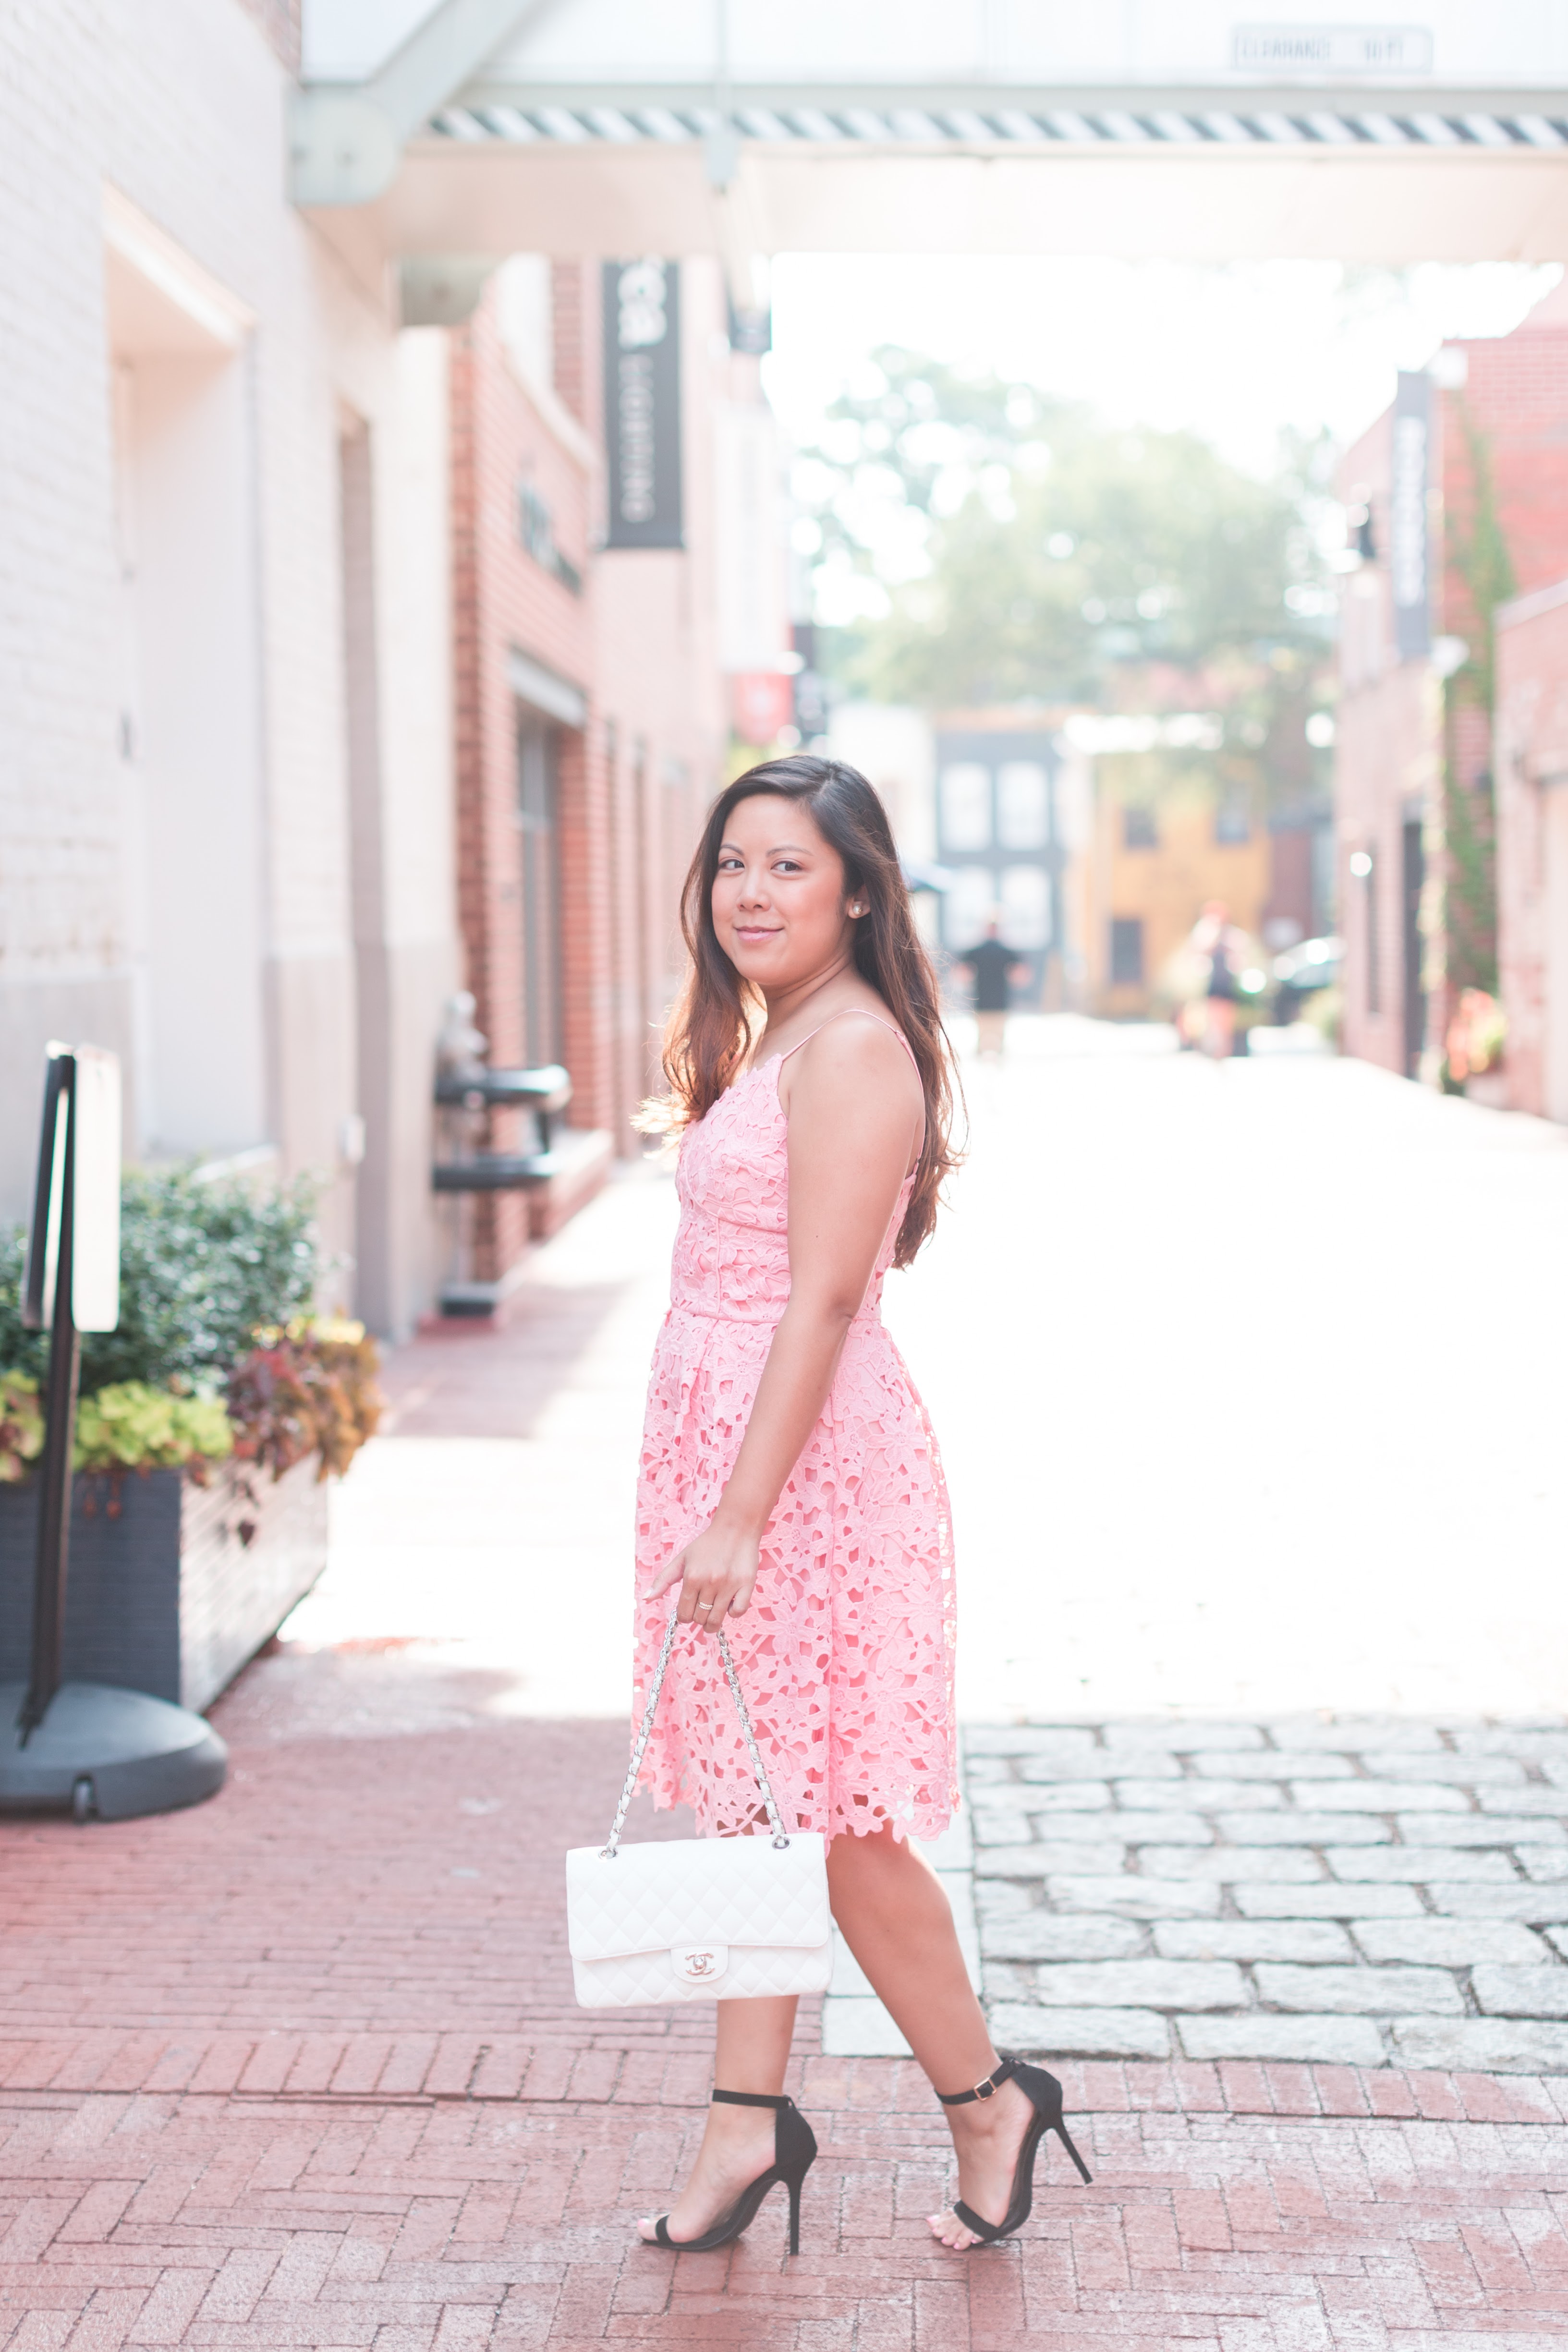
[{"left": 795, "top": 349, "right": 1333, "bottom": 716}]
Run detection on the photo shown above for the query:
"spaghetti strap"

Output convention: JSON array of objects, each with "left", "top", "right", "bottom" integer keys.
[{"left": 776, "top": 1008, "right": 919, "bottom": 1073}]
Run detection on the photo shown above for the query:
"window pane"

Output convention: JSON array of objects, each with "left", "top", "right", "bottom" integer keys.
[
  {"left": 944, "top": 866, "right": 997, "bottom": 951},
  {"left": 1215, "top": 794, "right": 1251, "bottom": 844},
  {"left": 1110, "top": 917, "right": 1144, "bottom": 986},
  {"left": 940, "top": 763, "right": 991, "bottom": 851},
  {"left": 997, "top": 762, "right": 1048, "bottom": 849},
  {"left": 1000, "top": 862, "right": 1050, "bottom": 948}
]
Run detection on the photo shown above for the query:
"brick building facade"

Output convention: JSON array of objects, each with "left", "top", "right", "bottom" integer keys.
[
  {"left": 445, "top": 255, "right": 766, "bottom": 1300},
  {"left": 1495, "top": 580, "right": 1568, "bottom": 1121},
  {"left": 0, "top": 0, "right": 789, "bottom": 1331},
  {"left": 1337, "top": 287, "right": 1568, "bottom": 1083}
]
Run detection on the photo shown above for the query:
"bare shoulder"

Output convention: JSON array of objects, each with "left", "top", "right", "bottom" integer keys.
[{"left": 785, "top": 1008, "right": 921, "bottom": 1105}]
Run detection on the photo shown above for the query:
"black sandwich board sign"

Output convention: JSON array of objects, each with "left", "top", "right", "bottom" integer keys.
[{"left": 0, "top": 1043, "right": 227, "bottom": 1819}]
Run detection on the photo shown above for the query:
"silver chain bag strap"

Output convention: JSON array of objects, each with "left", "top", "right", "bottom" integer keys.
[{"left": 565, "top": 1607, "right": 832, "bottom": 2007}]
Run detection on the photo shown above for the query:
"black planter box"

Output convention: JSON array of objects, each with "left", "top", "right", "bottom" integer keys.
[{"left": 0, "top": 1458, "right": 328, "bottom": 1713}]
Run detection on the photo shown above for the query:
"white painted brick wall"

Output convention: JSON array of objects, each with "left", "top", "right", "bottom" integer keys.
[{"left": 0, "top": 0, "right": 459, "bottom": 1318}]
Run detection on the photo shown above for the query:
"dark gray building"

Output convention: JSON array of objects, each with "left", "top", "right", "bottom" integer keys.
[{"left": 933, "top": 726, "right": 1063, "bottom": 998}]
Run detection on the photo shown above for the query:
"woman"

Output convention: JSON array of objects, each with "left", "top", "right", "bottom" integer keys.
[
  {"left": 631, "top": 755, "right": 1090, "bottom": 2255},
  {"left": 1194, "top": 898, "right": 1242, "bottom": 1060}
]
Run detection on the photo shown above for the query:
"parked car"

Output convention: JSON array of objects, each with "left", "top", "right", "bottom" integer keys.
[{"left": 1270, "top": 935, "right": 1343, "bottom": 1024}]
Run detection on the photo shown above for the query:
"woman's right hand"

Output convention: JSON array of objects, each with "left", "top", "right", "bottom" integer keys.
[{"left": 645, "top": 1515, "right": 762, "bottom": 1634}]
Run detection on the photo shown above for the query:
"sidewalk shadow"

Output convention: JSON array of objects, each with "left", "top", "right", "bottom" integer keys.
[{"left": 379, "top": 1279, "right": 636, "bottom": 1441}]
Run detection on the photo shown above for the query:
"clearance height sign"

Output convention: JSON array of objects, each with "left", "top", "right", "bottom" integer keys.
[{"left": 603, "top": 259, "right": 683, "bottom": 549}]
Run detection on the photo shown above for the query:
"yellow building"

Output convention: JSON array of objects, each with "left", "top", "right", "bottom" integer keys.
[{"left": 1078, "top": 761, "right": 1271, "bottom": 1018}]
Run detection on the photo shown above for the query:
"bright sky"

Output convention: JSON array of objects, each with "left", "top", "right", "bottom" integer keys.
[{"left": 764, "top": 254, "right": 1561, "bottom": 476}]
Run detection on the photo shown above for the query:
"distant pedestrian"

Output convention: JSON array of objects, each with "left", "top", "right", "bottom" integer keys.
[
  {"left": 958, "top": 916, "right": 1030, "bottom": 1058},
  {"left": 1187, "top": 900, "right": 1247, "bottom": 1060}
]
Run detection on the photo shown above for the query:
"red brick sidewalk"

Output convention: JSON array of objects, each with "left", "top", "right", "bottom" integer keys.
[{"left": 3, "top": 1647, "right": 1568, "bottom": 2349}]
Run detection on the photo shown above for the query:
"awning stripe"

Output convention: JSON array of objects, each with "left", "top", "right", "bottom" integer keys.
[{"left": 425, "top": 104, "right": 1568, "bottom": 154}]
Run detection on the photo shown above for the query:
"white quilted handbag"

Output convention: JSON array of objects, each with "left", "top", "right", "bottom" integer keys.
[{"left": 566, "top": 1607, "right": 831, "bottom": 2008}]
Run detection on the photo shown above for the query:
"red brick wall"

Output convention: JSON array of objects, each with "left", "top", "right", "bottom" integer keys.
[
  {"left": 1495, "top": 582, "right": 1568, "bottom": 1119},
  {"left": 1337, "top": 412, "right": 1436, "bottom": 1075},
  {"left": 589, "top": 259, "right": 734, "bottom": 1116},
  {"left": 542, "top": 260, "right": 723, "bottom": 1146},
  {"left": 1337, "top": 307, "right": 1568, "bottom": 1082},
  {"left": 450, "top": 289, "right": 596, "bottom": 1279},
  {"left": 1440, "top": 329, "right": 1568, "bottom": 636},
  {"left": 591, "top": 260, "right": 733, "bottom": 1095},
  {"left": 1435, "top": 325, "right": 1568, "bottom": 1064},
  {"left": 556, "top": 718, "right": 616, "bottom": 1140},
  {"left": 551, "top": 262, "right": 590, "bottom": 427},
  {"left": 448, "top": 260, "right": 732, "bottom": 1286},
  {"left": 1336, "top": 661, "right": 1437, "bottom": 1074}
]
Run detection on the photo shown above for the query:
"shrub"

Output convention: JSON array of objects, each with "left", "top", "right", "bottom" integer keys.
[
  {"left": 0, "top": 1166, "right": 317, "bottom": 1394},
  {"left": 0, "top": 1167, "right": 375, "bottom": 1492}
]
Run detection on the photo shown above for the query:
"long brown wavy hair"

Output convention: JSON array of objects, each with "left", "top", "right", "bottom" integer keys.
[{"left": 651, "top": 754, "right": 960, "bottom": 1266}]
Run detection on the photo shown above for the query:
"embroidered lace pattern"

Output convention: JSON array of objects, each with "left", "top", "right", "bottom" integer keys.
[{"left": 632, "top": 1043, "right": 959, "bottom": 1843}]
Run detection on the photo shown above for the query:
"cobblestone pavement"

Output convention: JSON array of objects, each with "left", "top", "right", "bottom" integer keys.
[
  {"left": 970, "top": 1720, "right": 1568, "bottom": 2076},
  {"left": 5, "top": 1024, "right": 1568, "bottom": 2345}
]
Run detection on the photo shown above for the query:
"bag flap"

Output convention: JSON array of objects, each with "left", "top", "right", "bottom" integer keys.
[{"left": 565, "top": 1832, "right": 829, "bottom": 1962}]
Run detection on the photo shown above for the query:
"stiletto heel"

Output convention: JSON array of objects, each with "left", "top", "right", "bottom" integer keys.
[
  {"left": 647, "top": 2088, "right": 817, "bottom": 2254},
  {"left": 1051, "top": 2112, "right": 1093, "bottom": 2186},
  {"left": 935, "top": 2055, "right": 1092, "bottom": 2245}
]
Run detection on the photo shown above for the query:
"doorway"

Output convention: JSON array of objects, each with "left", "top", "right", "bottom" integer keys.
[
  {"left": 105, "top": 199, "right": 265, "bottom": 1161},
  {"left": 516, "top": 710, "right": 563, "bottom": 1067},
  {"left": 1401, "top": 817, "right": 1425, "bottom": 1078}
]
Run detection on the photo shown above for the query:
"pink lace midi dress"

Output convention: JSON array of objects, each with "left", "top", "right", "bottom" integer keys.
[{"left": 632, "top": 1017, "right": 959, "bottom": 1844}]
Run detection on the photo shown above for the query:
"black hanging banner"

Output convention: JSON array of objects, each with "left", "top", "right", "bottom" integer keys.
[{"left": 603, "top": 259, "right": 683, "bottom": 550}]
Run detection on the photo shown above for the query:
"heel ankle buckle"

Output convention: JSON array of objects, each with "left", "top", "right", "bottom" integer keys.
[{"left": 936, "top": 2060, "right": 1015, "bottom": 2108}]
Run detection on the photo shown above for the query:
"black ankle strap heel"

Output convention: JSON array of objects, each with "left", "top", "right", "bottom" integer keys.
[
  {"left": 936, "top": 2059, "right": 1019, "bottom": 2107},
  {"left": 648, "top": 2088, "right": 817, "bottom": 2255},
  {"left": 935, "top": 2056, "right": 1092, "bottom": 2244}
]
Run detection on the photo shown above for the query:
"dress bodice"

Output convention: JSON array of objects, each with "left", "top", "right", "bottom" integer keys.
[{"left": 669, "top": 1056, "right": 913, "bottom": 1327}]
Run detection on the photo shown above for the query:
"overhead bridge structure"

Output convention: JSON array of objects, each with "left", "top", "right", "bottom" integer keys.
[{"left": 298, "top": 2, "right": 1568, "bottom": 295}]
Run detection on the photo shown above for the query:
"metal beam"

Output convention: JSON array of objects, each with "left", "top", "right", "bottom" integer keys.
[
  {"left": 292, "top": 0, "right": 549, "bottom": 206},
  {"left": 455, "top": 78, "right": 1568, "bottom": 121},
  {"left": 316, "top": 137, "right": 1568, "bottom": 269}
]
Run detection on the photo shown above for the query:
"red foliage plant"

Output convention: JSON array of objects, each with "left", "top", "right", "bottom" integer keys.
[{"left": 225, "top": 1319, "right": 382, "bottom": 1542}]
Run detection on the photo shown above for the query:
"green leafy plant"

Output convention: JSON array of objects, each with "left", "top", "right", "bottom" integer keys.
[
  {"left": 1443, "top": 986, "right": 1507, "bottom": 1087},
  {"left": 0, "top": 1371, "right": 44, "bottom": 1484},
  {"left": 73, "top": 1382, "right": 233, "bottom": 1479}
]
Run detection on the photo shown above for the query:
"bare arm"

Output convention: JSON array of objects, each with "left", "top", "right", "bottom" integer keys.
[{"left": 645, "top": 1019, "right": 923, "bottom": 1631}]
